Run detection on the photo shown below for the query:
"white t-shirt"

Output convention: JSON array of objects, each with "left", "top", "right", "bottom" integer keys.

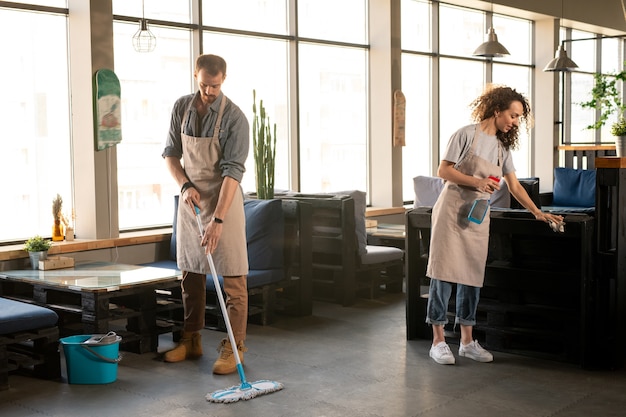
[{"left": 442, "top": 124, "right": 516, "bottom": 176}]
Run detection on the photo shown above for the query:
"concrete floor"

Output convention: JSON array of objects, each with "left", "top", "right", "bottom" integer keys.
[{"left": 2, "top": 292, "right": 626, "bottom": 417}]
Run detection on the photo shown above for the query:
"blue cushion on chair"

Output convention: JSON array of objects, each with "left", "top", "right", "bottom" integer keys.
[
  {"left": 0, "top": 297, "right": 58, "bottom": 334},
  {"left": 553, "top": 168, "right": 596, "bottom": 208},
  {"left": 244, "top": 199, "right": 284, "bottom": 270}
]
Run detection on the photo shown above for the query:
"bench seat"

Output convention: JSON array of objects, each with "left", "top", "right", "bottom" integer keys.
[{"left": 0, "top": 297, "right": 61, "bottom": 390}]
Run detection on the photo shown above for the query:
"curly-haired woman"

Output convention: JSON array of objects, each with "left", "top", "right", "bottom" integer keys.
[{"left": 426, "top": 85, "right": 564, "bottom": 365}]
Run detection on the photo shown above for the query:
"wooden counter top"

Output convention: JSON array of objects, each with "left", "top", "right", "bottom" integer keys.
[{"left": 595, "top": 157, "right": 626, "bottom": 168}]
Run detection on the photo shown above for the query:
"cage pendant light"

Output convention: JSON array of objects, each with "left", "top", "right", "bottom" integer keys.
[
  {"left": 132, "top": 0, "right": 156, "bottom": 53},
  {"left": 473, "top": 1, "right": 510, "bottom": 58},
  {"left": 543, "top": 0, "right": 578, "bottom": 72}
]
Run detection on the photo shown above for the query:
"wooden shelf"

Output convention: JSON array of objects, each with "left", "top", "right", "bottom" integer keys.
[
  {"left": 595, "top": 156, "right": 626, "bottom": 168},
  {"left": 0, "top": 228, "right": 172, "bottom": 262}
]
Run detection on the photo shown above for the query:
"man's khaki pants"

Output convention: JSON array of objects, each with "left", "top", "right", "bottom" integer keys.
[{"left": 181, "top": 271, "right": 248, "bottom": 342}]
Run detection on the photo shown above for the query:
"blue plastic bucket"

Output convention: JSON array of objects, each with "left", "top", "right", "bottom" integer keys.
[{"left": 60, "top": 332, "right": 122, "bottom": 384}]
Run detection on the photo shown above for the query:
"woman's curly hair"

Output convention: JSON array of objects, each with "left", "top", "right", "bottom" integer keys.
[{"left": 470, "top": 85, "right": 533, "bottom": 150}]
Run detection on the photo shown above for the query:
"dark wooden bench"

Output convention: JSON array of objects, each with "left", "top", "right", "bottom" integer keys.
[
  {"left": 0, "top": 297, "right": 61, "bottom": 390},
  {"left": 284, "top": 194, "right": 404, "bottom": 306}
]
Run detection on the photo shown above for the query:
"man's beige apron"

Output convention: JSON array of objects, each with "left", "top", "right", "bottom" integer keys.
[
  {"left": 176, "top": 95, "right": 248, "bottom": 276},
  {"left": 426, "top": 126, "right": 502, "bottom": 287}
]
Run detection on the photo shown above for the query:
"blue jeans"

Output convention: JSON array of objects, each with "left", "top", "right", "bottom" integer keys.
[{"left": 425, "top": 278, "right": 480, "bottom": 326}]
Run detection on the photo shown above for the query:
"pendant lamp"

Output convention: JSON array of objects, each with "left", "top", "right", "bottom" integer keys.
[
  {"left": 543, "top": 0, "right": 578, "bottom": 72},
  {"left": 472, "top": 1, "right": 510, "bottom": 58},
  {"left": 543, "top": 44, "right": 578, "bottom": 72},
  {"left": 132, "top": 0, "right": 156, "bottom": 53}
]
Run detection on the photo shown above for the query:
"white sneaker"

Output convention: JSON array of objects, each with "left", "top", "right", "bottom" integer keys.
[
  {"left": 429, "top": 342, "right": 455, "bottom": 365},
  {"left": 459, "top": 340, "right": 493, "bottom": 362}
]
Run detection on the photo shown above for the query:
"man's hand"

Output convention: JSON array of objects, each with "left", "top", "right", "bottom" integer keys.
[
  {"left": 182, "top": 185, "right": 200, "bottom": 212},
  {"left": 200, "top": 219, "right": 223, "bottom": 254}
]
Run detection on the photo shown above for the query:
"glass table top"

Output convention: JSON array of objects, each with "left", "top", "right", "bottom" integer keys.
[
  {"left": 366, "top": 223, "right": 406, "bottom": 238},
  {"left": 0, "top": 262, "right": 181, "bottom": 291}
]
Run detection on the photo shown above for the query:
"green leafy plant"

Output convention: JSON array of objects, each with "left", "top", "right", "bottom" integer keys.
[
  {"left": 611, "top": 117, "right": 626, "bottom": 136},
  {"left": 252, "top": 89, "right": 277, "bottom": 200},
  {"left": 23, "top": 235, "right": 53, "bottom": 252},
  {"left": 579, "top": 70, "right": 626, "bottom": 130}
]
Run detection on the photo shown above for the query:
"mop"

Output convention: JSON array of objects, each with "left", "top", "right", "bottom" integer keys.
[{"left": 193, "top": 206, "right": 284, "bottom": 403}]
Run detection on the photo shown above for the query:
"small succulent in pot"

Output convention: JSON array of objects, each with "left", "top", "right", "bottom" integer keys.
[{"left": 23, "top": 235, "right": 53, "bottom": 252}]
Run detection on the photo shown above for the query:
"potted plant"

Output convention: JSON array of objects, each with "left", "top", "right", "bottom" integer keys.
[
  {"left": 611, "top": 116, "right": 626, "bottom": 157},
  {"left": 579, "top": 70, "right": 626, "bottom": 130},
  {"left": 252, "top": 89, "right": 277, "bottom": 200},
  {"left": 23, "top": 235, "right": 53, "bottom": 270}
]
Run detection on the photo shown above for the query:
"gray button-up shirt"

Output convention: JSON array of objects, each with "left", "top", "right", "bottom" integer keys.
[{"left": 162, "top": 91, "right": 249, "bottom": 183}]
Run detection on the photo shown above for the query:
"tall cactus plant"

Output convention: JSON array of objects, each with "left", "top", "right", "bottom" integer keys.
[{"left": 252, "top": 90, "right": 277, "bottom": 199}]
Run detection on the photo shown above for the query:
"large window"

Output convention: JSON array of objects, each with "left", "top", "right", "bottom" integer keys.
[
  {"left": 401, "top": 0, "right": 533, "bottom": 201},
  {"left": 113, "top": 0, "right": 368, "bottom": 231},
  {"left": 113, "top": 22, "right": 192, "bottom": 229},
  {"left": 298, "top": 44, "right": 368, "bottom": 193},
  {"left": 296, "top": 0, "right": 369, "bottom": 193},
  {"left": 202, "top": 32, "right": 291, "bottom": 194},
  {"left": 5, "top": 1, "right": 581, "bottom": 244},
  {"left": 400, "top": 0, "right": 431, "bottom": 200},
  {"left": 1, "top": 5, "right": 71, "bottom": 242},
  {"left": 565, "top": 29, "right": 625, "bottom": 146}
]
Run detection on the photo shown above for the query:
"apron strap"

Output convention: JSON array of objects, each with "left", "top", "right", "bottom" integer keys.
[
  {"left": 180, "top": 92, "right": 199, "bottom": 136},
  {"left": 212, "top": 95, "right": 227, "bottom": 140}
]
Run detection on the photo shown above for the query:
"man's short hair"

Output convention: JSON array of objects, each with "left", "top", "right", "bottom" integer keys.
[{"left": 195, "top": 54, "right": 227, "bottom": 76}]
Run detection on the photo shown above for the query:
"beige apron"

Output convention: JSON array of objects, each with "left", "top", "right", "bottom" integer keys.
[
  {"left": 176, "top": 95, "right": 248, "bottom": 276},
  {"left": 426, "top": 126, "right": 503, "bottom": 287}
]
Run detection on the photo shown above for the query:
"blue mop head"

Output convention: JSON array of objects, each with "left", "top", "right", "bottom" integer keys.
[{"left": 206, "top": 380, "right": 284, "bottom": 403}]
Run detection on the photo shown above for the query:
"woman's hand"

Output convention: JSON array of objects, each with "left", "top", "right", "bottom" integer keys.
[
  {"left": 534, "top": 211, "right": 565, "bottom": 232},
  {"left": 476, "top": 176, "right": 501, "bottom": 194}
]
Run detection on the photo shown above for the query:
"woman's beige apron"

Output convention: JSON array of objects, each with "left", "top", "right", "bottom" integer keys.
[
  {"left": 176, "top": 95, "right": 248, "bottom": 276},
  {"left": 426, "top": 126, "right": 502, "bottom": 287}
]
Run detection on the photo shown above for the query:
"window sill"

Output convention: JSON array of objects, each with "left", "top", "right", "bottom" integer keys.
[{"left": 0, "top": 228, "right": 172, "bottom": 262}]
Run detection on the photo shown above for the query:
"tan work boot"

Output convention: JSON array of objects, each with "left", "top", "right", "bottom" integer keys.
[
  {"left": 163, "top": 331, "right": 203, "bottom": 363},
  {"left": 212, "top": 338, "right": 247, "bottom": 375}
]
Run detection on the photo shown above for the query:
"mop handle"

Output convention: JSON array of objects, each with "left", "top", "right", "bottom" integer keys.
[{"left": 194, "top": 206, "right": 249, "bottom": 386}]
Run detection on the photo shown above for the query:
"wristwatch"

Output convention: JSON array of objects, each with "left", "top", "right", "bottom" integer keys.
[{"left": 213, "top": 217, "right": 224, "bottom": 224}]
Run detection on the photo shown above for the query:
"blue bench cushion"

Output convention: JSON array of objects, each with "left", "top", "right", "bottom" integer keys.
[
  {"left": 553, "top": 167, "right": 596, "bottom": 208},
  {"left": 244, "top": 199, "right": 284, "bottom": 270},
  {"left": 0, "top": 297, "right": 58, "bottom": 335}
]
